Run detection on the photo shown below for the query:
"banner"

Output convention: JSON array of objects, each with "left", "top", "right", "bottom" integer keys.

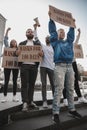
[
  {"left": 2, "top": 48, "right": 19, "bottom": 69},
  {"left": 18, "top": 45, "right": 42, "bottom": 62},
  {"left": 74, "top": 44, "right": 84, "bottom": 58},
  {"left": 49, "top": 5, "right": 76, "bottom": 28}
]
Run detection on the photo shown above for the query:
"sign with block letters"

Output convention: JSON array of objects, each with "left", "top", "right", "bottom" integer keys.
[
  {"left": 49, "top": 5, "right": 76, "bottom": 28},
  {"left": 74, "top": 44, "right": 84, "bottom": 58},
  {"left": 18, "top": 45, "right": 42, "bottom": 62},
  {"left": 2, "top": 48, "right": 19, "bottom": 69}
]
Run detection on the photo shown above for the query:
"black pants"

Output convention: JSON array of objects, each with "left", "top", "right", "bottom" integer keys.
[
  {"left": 4, "top": 68, "right": 19, "bottom": 96},
  {"left": 20, "top": 64, "right": 38, "bottom": 104},
  {"left": 63, "top": 61, "right": 82, "bottom": 99}
]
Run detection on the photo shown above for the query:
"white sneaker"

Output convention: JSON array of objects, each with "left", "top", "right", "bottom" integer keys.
[
  {"left": 30, "top": 101, "right": 38, "bottom": 108},
  {"left": 1, "top": 96, "right": 7, "bottom": 103},
  {"left": 78, "top": 97, "right": 87, "bottom": 103},
  {"left": 12, "top": 95, "right": 19, "bottom": 102},
  {"left": 22, "top": 102, "right": 28, "bottom": 111},
  {"left": 63, "top": 99, "right": 68, "bottom": 106},
  {"left": 43, "top": 101, "right": 48, "bottom": 108},
  {"left": 31, "top": 101, "right": 37, "bottom": 106}
]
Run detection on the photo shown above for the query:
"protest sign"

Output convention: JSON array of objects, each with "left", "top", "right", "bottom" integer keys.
[
  {"left": 18, "top": 45, "right": 42, "bottom": 62},
  {"left": 74, "top": 44, "right": 84, "bottom": 58},
  {"left": 2, "top": 48, "right": 19, "bottom": 69},
  {"left": 49, "top": 5, "right": 76, "bottom": 28}
]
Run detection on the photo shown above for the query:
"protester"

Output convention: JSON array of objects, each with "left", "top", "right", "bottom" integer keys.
[
  {"left": 1, "top": 27, "right": 19, "bottom": 102},
  {"left": 40, "top": 35, "right": 55, "bottom": 108},
  {"left": 63, "top": 28, "right": 87, "bottom": 106},
  {"left": 16, "top": 24, "right": 43, "bottom": 111},
  {"left": 48, "top": 11, "right": 82, "bottom": 124}
]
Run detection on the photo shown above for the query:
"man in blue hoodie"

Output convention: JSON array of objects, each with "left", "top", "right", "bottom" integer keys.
[{"left": 48, "top": 11, "right": 82, "bottom": 123}]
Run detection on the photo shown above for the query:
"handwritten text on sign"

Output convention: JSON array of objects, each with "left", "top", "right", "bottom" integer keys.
[
  {"left": 18, "top": 45, "right": 42, "bottom": 62},
  {"left": 2, "top": 48, "right": 19, "bottom": 69},
  {"left": 49, "top": 5, "right": 76, "bottom": 28},
  {"left": 74, "top": 44, "right": 84, "bottom": 58}
]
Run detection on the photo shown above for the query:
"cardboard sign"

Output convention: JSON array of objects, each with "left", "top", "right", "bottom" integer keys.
[
  {"left": 49, "top": 5, "right": 76, "bottom": 28},
  {"left": 18, "top": 45, "right": 42, "bottom": 62},
  {"left": 74, "top": 44, "right": 84, "bottom": 58},
  {"left": 82, "top": 71, "right": 87, "bottom": 76},
  {"left": 2, "top": 48, "right": 19, "bottom": 69}
]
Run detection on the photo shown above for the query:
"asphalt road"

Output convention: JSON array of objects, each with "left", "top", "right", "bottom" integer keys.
[{"left": 67, "top": 123, "right": 87, "bottom": 130}]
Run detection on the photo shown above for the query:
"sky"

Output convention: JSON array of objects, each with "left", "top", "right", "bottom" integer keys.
[{"left": 0, "top": 0, "right": 87, "bottom": 69}]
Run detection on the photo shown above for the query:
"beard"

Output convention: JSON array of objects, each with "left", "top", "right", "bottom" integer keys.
[{"left": 27, "top": 35, "right": 34, "bottom": 40}]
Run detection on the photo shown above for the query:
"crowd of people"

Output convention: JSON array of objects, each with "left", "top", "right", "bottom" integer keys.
[{"left": 0, "top": 9, "right": 87, "bottom": 127}]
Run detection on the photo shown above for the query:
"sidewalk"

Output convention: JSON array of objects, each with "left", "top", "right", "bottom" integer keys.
[
  {"left": 0, "top": 91, "right": 53, "bottom": 103},
  {"left": 0, "top": 89, "right": 87, "bottom": 103},
  {"left": 0, "top": 90, "right": 87, "bottom": 130}
]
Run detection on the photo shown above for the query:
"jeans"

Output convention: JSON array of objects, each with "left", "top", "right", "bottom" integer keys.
[
  {"left": 53, "top": 63, "right": 75, "bottom": 115},
  {"left": 63, "top": 61, "right": 82, "bottom": 99}
]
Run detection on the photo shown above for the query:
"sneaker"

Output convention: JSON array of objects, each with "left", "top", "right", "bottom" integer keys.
[
  {"left": 52, "top": 114, "right": 61, "bottom": 130},
  {"left": 63, "top": 99, "right": 68, "bottom": 106},
  {"left": 68, "top": 110, "right": 82, "bottom": 119},
  {"left": 52, "top": 114, "right": 60, "bottom": 123},
  {"left": 22, "top": 102, "right": 28, "bottom": 112},
  {"left": 43, "top": 101, "right": 48, "bottom": 108},
  {"left": 29, "top": 101, "right": 39, "bottom": 109},
  {"left": 12, "top": 95, "right": 19, "bottom": 102},
  {"left": 78, "top": 97, "right": 87, "bottom": 103},
  {"left": 1, "top": 96, "right": 7, "bottom": 103}
]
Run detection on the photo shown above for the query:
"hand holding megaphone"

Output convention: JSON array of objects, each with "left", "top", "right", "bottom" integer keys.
[{"left": 33, "top": 17, "right": 40, "bottom": 27}]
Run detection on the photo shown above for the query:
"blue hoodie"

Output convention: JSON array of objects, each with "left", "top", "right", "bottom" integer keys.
[{"left": 49, "top": 19, "right": 75, "bottom": 64}]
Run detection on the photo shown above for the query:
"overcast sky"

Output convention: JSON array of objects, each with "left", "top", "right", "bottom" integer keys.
[{"left": 0, "top": 0, "right": 87, "bottom": 69}]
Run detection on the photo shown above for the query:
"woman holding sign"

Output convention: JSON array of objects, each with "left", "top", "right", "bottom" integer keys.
[{"left": 1, "top": 27, "right": 19, "bottom": 102}]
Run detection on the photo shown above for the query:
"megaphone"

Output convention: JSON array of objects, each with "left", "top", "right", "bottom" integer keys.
[{"left": 34, "top": 17, "right": 40, "bottom": 27}]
